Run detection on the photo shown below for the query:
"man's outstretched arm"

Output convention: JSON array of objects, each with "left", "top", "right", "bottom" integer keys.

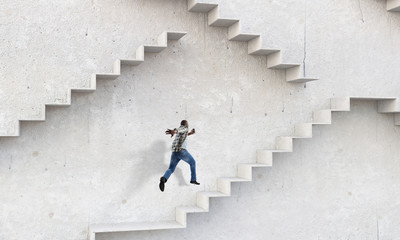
[
  {"left": 165, "top": 128, "right": 177, "bottom": 138},
  {"left": 188, "top": 128, "right": 195, "bottom": 136},
  {"left": 165, "top": 127, "right": 193, "bottom": 137}
]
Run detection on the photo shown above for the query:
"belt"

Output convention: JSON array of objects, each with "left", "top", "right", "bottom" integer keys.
[{"left": 179, "top": 148, "right": 185, "bottom": 151}]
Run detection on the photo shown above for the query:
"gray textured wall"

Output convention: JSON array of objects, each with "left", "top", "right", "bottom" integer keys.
[{"left": 0, "top": 0, "right": 400, "bottom": 239}]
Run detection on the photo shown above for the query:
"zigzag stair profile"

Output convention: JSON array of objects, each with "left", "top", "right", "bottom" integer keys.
[
  {"left": 387, "top": 0, "right": 400, "bottom": 11},
  {"left": 2, "top": 31, "right": 186, "bottom": 137},
  {"left": 187, "top": 0, "right": 318, "bottom": 84},
  {"left": 89, "top": 97, "right": 400, "bottom": 240},
  {"left": 257, "top": 97, "right": 400, "bottom": 164}
]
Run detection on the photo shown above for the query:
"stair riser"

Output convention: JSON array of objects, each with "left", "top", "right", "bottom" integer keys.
[
  {"left": 175, "top": 209, "right": 187, "bottom": 226},
  {"left": 256, "top": 150, "right": 273, "bottom": 166},
  {"left": 275, "top": 137, "right": 293, "bottom": 151},
  {"left": 377, "top": 99, "right": 400, "bottom": 113},
  {"left": 237, "top": 165, "right": 252, "bottom": 180},
  {"left": 294, "top": 123, "right": 313, "bottom": 138},
  {"left": 330, "top": 97, "right": 351, "bottom": 111},
  {"left": 313, "top": 110, "right": 332, "bottom": 124},
  {"left": 196, "top": 194, "right": 210, "bottom": 210},
  {"left": 217, "top": 179, "right": 232, "bottom": 195},
  {"left": 387, "top": 0, "right": 400, "bottom": 11}
]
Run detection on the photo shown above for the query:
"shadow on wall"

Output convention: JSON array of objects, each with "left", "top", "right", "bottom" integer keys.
[{"left": 127, "top": 139, "right": 188, "bottom": 196}]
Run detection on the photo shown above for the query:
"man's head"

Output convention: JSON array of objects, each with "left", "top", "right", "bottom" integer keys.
[{"left": 180, "top": 120, "right": 188, "bottom": 127}]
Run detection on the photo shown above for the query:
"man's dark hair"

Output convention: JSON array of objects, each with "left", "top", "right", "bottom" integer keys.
[{"left": 181, "top": 120, "right": 187, "bottom": 126}]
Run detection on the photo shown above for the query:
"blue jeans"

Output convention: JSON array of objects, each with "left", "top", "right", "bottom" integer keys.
[{"left": 163, "top": 149, "right": 197, "bottom": 182}]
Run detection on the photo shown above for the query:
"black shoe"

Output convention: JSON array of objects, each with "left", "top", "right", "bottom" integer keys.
[
  {"left": 190, "top": 181, "right": 200, "bottom": 185},
  {"left": 159, "top": 177, "right": 167, "bottom": 192}
]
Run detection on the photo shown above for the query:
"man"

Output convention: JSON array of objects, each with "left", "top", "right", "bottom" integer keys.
[{"left": 159, "top": 120, "right": 200, "bottom": 192}]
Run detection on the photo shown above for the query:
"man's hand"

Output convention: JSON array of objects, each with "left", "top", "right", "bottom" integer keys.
[
  {"left": 188, "top": 128, "right": 195, "bottom": 136},
  {"left": 165, "top": 128, "right": 176, "bottom": 138}
]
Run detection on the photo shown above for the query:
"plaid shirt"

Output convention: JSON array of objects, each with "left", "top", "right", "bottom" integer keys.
[{"left": 171, "top": 125, "right": 188, "bottom": 152}]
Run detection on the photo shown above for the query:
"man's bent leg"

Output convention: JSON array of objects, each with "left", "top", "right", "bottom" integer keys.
[
  {"left": 181, "top": 150, "right": 197, "bottom": 182},
  {"left": 163, "top": 152, "right": 180, "bottom": 180}
]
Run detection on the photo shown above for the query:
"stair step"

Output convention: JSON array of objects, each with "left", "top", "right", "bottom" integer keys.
[
  {"left": 313, "top": 109, "right": 332, "bottom": 124},
  {"left": 248, "top": 48, "right": 279, "bottom": 56},
  {"left": 238, "top": 163, "right": 271, "bottom": 168},
  {"left": 91, "top": 220, "right": 184, "bottom": 233},
  {"left": 209, "top": 18, "right": 239, "bottom": 27},
  {"left": 144, "top": 45, "right": 167, "bottom": 53},
  {"left": 268, "top": 63, "right": 299, "bottom": 69},
  {"left": 287, "top": 77, "right": 319, "bottom": 83},
  {"left": 19, "top": 118, "right": 45, "bottom": 122},
  {"left": 229, "top": 33, "right": 260, "bottom": 42},
  {"left": 166, "top": 31, "right": 187, "bottom": 40},
  {"left": 176, "top": 206, "right": 207, "bottom": 214},
  {"left": 45, "top": 102, "right": 71, "bottom": 107},
  {"left": 71, "top": 88, "right": 95, "bottom": 93},
  {"left": 188, "top": 0, "right": 217, "bottom": 12},
  {"left": 288, "top": 135, "right": 311, "bottom": 139},
  {"left": 218, "top": 177, "right": 250, "bottom": 183},
  {"left": 330, "top": 109, "right": 350, "bottom": 112},
  {"left": 387, "top": 0, "right": 400, "bottom": 11},
  {"left": 312, "top": 122, "right": 332, "bottom": 125},
  {"left": 95, "top": 73, "right": 120, "bottom": 80},
  {"left": 217, "top": 177, "right": 251, "bottom": 195},
  {"left": 120, "top": 59, "right": 144, "bottom": 66},
  {"left": 197, "top": 191, "right": 229, "bottom": 198},
  {"left": 268, "top": 149, "right": 292, "bottom": 153},
  {"left": 196, "top": 191, "right": 229, "bottom": 210},
  {"left": 350, "top": 97, "right": 397, "bottom": 100},
  {"left": 237, "top": 163, "right": 271, "bottom": 180}
]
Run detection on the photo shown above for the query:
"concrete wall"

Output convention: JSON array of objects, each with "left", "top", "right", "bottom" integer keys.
[{"left": 0, "top": 0, "right": 400, "bottom": 239}]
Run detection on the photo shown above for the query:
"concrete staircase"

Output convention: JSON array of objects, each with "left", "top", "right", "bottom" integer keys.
[
  {"left": 89, "top": 97, "right": 400, "bottom": 240},
  {"left": 387, "top": 0, "right": 400, "bottom": 11},
  {"left": 0, "top": 31, "right": 186, "bottom": 137},
  {"left": 3, "top": 1, "right": 399, "bottom": 239},
  {"left": 186, "top": 0, "right": 318, "bottom": 84}
]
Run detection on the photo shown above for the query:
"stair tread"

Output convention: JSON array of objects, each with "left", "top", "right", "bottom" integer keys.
[
  {"left": 210, "top": 18, "right": 239, "bottom": 27},
  {"left": 230, "top": 33, "right": 260, "bottom": 41},
  {"left": 45, "top": 103, "right": 71, "bottom": 106},
  {"left": 257, "top": 149, "right": 291, "bottom": 153},
  {"left": 71, "top": 88, "right": 95, "bottom": 92},
  {"left": 238, "top": 163, "right": 271, "bottom": 167},
  {"left": 189, "top": 2, "right": 218, "bottom": 12},
  {"left": 19, "top": 119, "right": 45, "bottom": 122},
  {"left": 95, "top": 73, "right": 120, "bottom": 80},
  {"left": 349, "top": 96, "right": 397, "bottom": 100},
  {"left": 249, "top": 48, "right": 280, "bottom": 55},
  {"left": 268, "top": 63, "right": 299, "bottom": 69},
  {"left": 330, "top": 108, "right": 350, "bottom": 112},
  {"left": 176, "top": 206, "right": 207, "bottom": 213},
  {"left": 166, "top": 31, "right": 187, "bottom": 40},
  {"left": 279, "top": 135, "right": 312, "bottom": 139},
  {"left": 198, "top": 191, "right": 229, "bottom": 197},
  {"left": 312, "top": 122, "right": 331, "bottom": 125},
  {"left": 291, "top": 136, "right": 312, "bottom": 139},
  {"left": 120, "top": 59, "right": 144, "bottom": 66},
  {"left": 91, "top": 220, "right": 184, "bottom": 233},
  {"left": 288, "top": 77, "right": 318, "bottom": 83},
  {"left": 219, "top": 177, "right": 250, "bottom": 182},
  {"left": 144, "top": 45, "right": 167, "bottom": 51},
  {"left": 96, "top": 73, "right": 119, "bottom": 76}
]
